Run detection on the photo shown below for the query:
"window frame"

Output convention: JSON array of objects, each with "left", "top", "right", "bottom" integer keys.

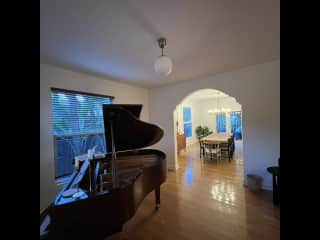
[
  {"left": 51, "top": 88, "right": 114, "bottom": 180},
  {"left": 183, "top": 107, "right": 193, "bottom": 138}
]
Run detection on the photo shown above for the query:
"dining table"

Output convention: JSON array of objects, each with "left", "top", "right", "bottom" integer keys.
[
  {"left": 200, "top": 133, "right": 233, "bottom": 162},
  {"left": 200, "top": 133, "right": 232, "bottom": 144}
]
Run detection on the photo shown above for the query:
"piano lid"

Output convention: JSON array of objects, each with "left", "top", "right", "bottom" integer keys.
[
  {"left": 118, "top": 104, "right": 142, "bottom": 118},
  {"left": 103, "top": 104, "right": 163, "bottom": 152}
]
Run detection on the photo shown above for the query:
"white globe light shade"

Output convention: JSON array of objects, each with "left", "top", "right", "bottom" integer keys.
[{"left": 154, "top": 56, "right": 173, "bottom": 76}]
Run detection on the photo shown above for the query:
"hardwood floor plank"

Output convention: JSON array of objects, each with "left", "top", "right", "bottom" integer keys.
[{"left": 106, "top": 142, "right": 279, "bottom": 240}]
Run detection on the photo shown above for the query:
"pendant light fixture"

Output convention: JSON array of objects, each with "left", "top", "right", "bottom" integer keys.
[
  {"left": 208, "top": 92, "right": 231, "bottom": 114},
  {"left": 154, "top": 37, "right": 173, "bottom": 76}
]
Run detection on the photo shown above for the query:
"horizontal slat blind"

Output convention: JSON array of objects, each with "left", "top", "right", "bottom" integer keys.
[
  {"left": 51, "top": 89, "right": 113, "bottom": 178},
  {"left": 51, "top": 89, "right": 113, "bottom": 135}
]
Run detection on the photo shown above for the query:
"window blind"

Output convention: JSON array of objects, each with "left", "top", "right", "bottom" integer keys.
[
  {"left": 51, "top": 88, "right": 114, "bottom": 178},
  {"left": 51, "top": 89, "right": 113, "bottom": 135}
]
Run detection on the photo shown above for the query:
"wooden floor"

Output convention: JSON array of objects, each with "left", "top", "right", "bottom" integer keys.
[{"left": 107, "top": 143, "right": 280, "bottom": 240}]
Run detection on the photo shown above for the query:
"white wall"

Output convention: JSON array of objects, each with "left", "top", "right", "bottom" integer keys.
[
  {"left": 40, "top": 63, "right": 150, "bottom": 211},
  {"left": 149, "top": 60, "right": 280, "bottom": 190}
]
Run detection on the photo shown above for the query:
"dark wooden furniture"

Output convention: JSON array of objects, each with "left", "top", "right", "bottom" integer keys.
[
  {"left": 230, "top": 133, "right": 235, "bottom": 155},
  {"left": 200, "top": 133, "right": 234, "bottom": 162},
  {"left": 177, "top": 133, "right": 186, "bottom": 153},
  {"left": 267, "top": 165, "right": 280, "bottom": 205},
  {"left": 200, "top": 140, "right": 205, "bottom": 158},
  {"left": 197, "top": 131, "right": 213, "bottom": 142},
  {"left": 219, "top": 138, "right": 232, "bottom": 161},
  {"left": 202, "top": 141, "right": 221, "bottom": 162},
  {"left": 40, "top": 104, "right": 166, "bottom": 240}
]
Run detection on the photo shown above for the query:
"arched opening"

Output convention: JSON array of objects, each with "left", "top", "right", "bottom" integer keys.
[{"left": 173, "top": 88, "right": 244, "bottom": 177}]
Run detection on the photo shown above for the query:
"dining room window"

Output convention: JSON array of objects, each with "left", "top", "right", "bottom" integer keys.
[
  {"left": 216, "top": 113, "right": 226, "bottom": 133},
  {"left": 230, "top": 111, "right": 242, "bottom": 140},
  {"left": 183, "top": 107, "right": 192, "bottom": 137}
]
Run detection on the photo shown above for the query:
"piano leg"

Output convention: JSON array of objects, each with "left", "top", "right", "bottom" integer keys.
[{"left": 155, "top": 186, "right": 160, "bottom": 210}]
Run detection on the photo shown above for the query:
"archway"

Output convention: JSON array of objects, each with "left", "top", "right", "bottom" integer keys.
[{"left": 173, "top": 88, "right": 244, "bottom": 171}]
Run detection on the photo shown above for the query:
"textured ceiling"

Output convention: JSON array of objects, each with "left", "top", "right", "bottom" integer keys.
[{"left": 40, "top": 0, "right": 279, "bottom": 88}]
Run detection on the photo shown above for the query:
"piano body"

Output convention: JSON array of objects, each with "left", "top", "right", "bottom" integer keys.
[{"left": 40, "top": 104, "right": 166, "bottom": 240}]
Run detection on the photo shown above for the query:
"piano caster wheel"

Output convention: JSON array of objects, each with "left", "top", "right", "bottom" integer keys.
[{"left": 155, "top": 204, "right": 160, "bottom": 210}]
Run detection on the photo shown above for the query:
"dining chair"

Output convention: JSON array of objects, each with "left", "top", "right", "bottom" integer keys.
[
  {"left": 203, "top": 141, "right": 221, "bottom": 163},
  {"left": 220, "top": 138, "right": 233, "bottom": 162},
  {"left": 199, "top": 140, "right": 205, "bottom": 159}
]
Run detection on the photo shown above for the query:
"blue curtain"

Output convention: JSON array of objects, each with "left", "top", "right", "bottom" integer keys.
[
  {"left": 184, "top": 123, "right": 192, "bottom": 137},
  {"left": 230, "top": 111, "right": 242, "bottom": 140},
  {"left": 183, "top": 107, "right": 192, "bottom": 122},
  {"left": 216, "top": 113, "right": 226, "bottom": 133},
  {"left": 183, "top": 107, "right": 192, "bottom": 137}
]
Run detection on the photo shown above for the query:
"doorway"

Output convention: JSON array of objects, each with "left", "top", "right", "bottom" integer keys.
[{"left": 173, "top": 89, "right": 244, "bottom": 166}]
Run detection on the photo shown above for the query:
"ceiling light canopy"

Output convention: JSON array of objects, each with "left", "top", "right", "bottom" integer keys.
[{"left": 154, "top": 38, "right": 173, "bottom": 76}]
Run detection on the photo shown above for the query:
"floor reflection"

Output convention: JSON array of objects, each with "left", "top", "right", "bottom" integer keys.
[
  {"left": 184, "top": 167, "right": 193, "bottom": 186},
  {"left": 210, "top": 183, "right": 236, "bottom": 206},
  {"left": 119, "top": 141, "right": 279, "bottom": 240}
]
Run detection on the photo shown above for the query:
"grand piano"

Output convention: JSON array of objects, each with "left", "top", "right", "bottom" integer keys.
[{"left": 40, "top": 104, "right": 167, "bottom": 240}]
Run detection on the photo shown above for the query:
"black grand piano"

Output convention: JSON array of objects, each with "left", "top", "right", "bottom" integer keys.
[{"left": 40, "top": 104, "right": 167, "bottom": 240}]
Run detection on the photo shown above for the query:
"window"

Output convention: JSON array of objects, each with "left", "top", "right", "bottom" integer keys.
[
  {"left": 230, "top": 111, "right": 242, "bottom": 140},
  {"left": 51, "top": 88, "right": 114, "bottom": 179},
  {"left": 183, "top": 107, "right": 192, "bottom": 137},
  {"left": 216, "top": 113, "right": 226, "bottom": 133}
]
